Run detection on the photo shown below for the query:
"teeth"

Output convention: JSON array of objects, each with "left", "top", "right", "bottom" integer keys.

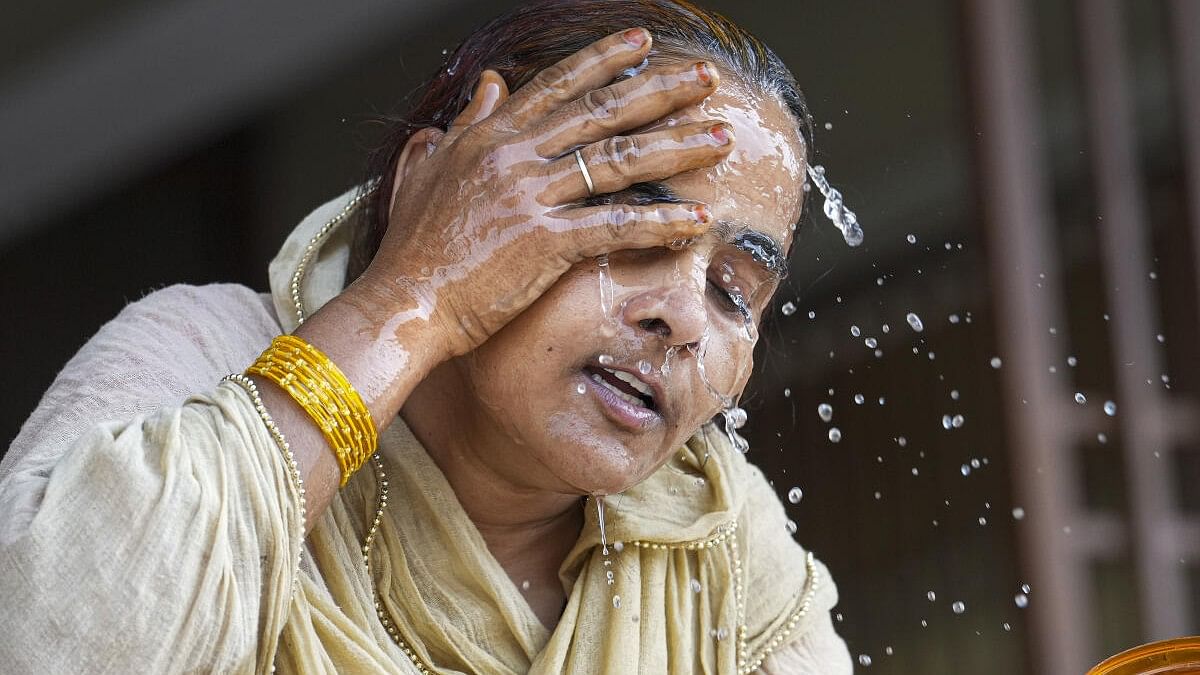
[
  {"left": 591, "top": 372, "right": 647, "bottom": 408},
  {"left": 605, "top": 368, "right": 653, "bottom": 398}
]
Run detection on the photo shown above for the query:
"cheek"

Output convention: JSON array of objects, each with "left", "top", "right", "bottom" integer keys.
[{"left": 469, "top": 262, "right": 602, "bottom": 374}]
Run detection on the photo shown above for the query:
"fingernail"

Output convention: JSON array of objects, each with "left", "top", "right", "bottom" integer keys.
[
  {"left": 709, "top": 124, "right": 732, "bottom": 145},
  {"left": 694, "top": 61, "right": 716, "bottom": 86},
  {"left": 623, "top": 28, "right": 648, "bottom": 47},
  {"left": 692, "top": 204, "right": 712, "bottom": 223}
]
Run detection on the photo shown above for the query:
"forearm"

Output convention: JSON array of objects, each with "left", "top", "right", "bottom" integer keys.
[{"left": 256, "top": 280, "right": 445, "bottom": 531}]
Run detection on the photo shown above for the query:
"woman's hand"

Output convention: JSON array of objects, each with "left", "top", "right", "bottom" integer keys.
[{"left": 359, "top": 28, "right": 735, "bottom": 358}]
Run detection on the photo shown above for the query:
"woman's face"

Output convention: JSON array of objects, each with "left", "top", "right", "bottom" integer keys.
[{"left": 451, "top": 72, "right": 806, "bottom": 496}]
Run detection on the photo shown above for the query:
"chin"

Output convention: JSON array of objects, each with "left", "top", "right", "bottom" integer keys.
[{"left": 542, "top": 411, "right": 668, "bottom": 495}]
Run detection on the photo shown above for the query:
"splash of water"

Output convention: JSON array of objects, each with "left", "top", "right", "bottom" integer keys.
[{"left": 806, "top": 164, "right": 864, "bottom": 247}]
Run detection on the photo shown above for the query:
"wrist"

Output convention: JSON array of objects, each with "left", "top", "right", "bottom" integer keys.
[{"left": 294, "top": 278, "right": 449, "bottom": 423}]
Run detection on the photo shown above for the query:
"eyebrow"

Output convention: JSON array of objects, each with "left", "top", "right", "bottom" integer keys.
[{"left": 592, "top": 181, "right": 789, "bottom": 280}]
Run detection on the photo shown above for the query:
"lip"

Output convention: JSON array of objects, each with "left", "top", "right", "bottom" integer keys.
[{"left": 582, "top": 362, "right": 665, "bottom": 432}]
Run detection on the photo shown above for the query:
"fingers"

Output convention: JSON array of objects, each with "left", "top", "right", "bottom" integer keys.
[
  {"left": 556, "top": 202, "right": 713, "bottom": 259},
  {"left": 494, "top": 28, "right": 652, "bottom": 130},
  {"left": 442, "top": 70, "right": 510, "bottom": 147},
  {"left": 544, "top": 121, "right": 735, "bottom": 203},
  {"left": 531, "top": 60, "right": 718, "bottom": 160}
]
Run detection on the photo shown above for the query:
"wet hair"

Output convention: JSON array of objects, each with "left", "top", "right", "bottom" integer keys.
[{"left": 349, "top": 0, "right": 815, "bottom": 279}]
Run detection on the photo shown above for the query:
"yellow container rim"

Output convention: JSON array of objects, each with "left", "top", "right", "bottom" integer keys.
[{"left": 1087, "top": 636, "right": 1200, "bottom": 675}]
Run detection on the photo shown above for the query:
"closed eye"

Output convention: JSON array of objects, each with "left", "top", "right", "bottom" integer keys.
[{"left": 707, "top": 278, "right": 751, "bottom": 320}]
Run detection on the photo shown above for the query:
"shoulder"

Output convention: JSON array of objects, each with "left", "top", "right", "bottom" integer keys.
[
  {"left": 6, "top": 283, "right": 280, "bottom": 463},
  {"left": 100, "top": 283, "right": 280, "bottom": 367}
]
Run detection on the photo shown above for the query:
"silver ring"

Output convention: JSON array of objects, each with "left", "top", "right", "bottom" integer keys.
[{"left": 574, "top": 149, "right": 595, "bottom": 196}]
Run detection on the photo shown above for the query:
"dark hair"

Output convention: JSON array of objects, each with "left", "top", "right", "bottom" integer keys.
[{"left": 349, "top": 0, "right": 814, "bottom": 279}]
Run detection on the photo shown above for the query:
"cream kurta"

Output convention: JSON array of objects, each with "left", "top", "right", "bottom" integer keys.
[{"left": 0, "top": 188, "right": 850, "bottom": 673}]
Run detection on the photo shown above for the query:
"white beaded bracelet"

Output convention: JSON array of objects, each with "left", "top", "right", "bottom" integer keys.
[{"left": 223, "top": 374, "right": 308, "bottom": 588}]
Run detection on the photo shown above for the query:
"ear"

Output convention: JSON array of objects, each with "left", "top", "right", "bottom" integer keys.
[{"left": 388, "top": 126, "right": 445, "bottom": 216}]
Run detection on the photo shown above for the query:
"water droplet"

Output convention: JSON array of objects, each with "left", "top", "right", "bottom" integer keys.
[
  {"left": 960, "top": 464, "right": 971, "bottom": 476},
  {"left": 828, "top": 427, "right": 842, "bottom": 443},
  {"left": 1097, "top": 432, "right": 1108, "bottom": 444},
  {"left": 854, "top": 394, "right": 865, "bottom": 405},
  {"left": 858, "top": 655, "right": 873, "bottom": 667},
  {"left": 978, "top": 516, "right": 988, "bottom": 525},
  {"left": 951, "top": 601, "right": 966, "bottom": 614},
  {"left": 596, "top": 255, "right": 614, "bottom": 317},
  {"left": 808, "top": 310, "right": 817, "bottom": 319},
  {"left": 521, "top": 579, "right": 530, "bottom": 591},
  {"left": 1103, "top": 400, "right": 1116, "bottom": 416},
  {"left": 715, "top": 626, "right": 729, "bottom": 641},
  {"left": 1157, "top": 334, "right": 1166, "bottom": 343},
  {"left": 576, "top": 383, "right": 587, "bottom": 395},
  {"left": 926, "top": 590, "right": 937, "bottom": 602},
  {"left": 865, "top": 337, "right": 878, "bottom": 349},
  {"left": 1067, "top": 356, "right": 1078, "bottom": 367},
  {"left": 885, "top": 646, "right": 894, "bottom": 656},
  {"left": 952, "top": 414, "right": 965, "bottom": 428},
  {"left": 725, "top": 406, "right": 747, "bottom": 429},
  {"left": 817, "top": 403, "right": 834, "bottom": 422},
  {"left": 1014, "top": 593, "right": 1029, "bottom": 608},
  {"left": 970, "top": 458, "right": 980, "bottom": 468},
  {"left": 1012, "top": 507, "right": 1025, "bottom": 520},
  {"left": 781, "top": 301, "right": 797, "bottom": 316},
  {"left": 788, "top": 487, "right": 804, "bottom": 503},
  {"left": 824, "top": 121, "right": 834, "bottom": 130},
  {"left": 783, "top": 388, "right": 792, "bottom": 397},
  {"left": 950, "top": 389, "right": 960, "bottom": 400},
  {"left": 785, "top": 519, "right": 798, "bottom": 535},
  {"left": 1003, "top": 622, "right": 1012, "bottom": 631},
  {"left": 851, "top": 325, "right": 862, "bottom": 337},
  {"left": 882, "top": 323, "right": 891, "bottom": 333},
  {"left": 690, "top": 578, "right": 702, "bottom": 594},
  {"left": 1074, "top": 392, "right": 1087, "bottom": 404},
  {"left": 942, "top": 415, "right": 953, "bottom": 430},
  {"left": 612, "top": 595, "right": 622, "bottom": 609},
  {"left": 990, "top": 356, "right": 1003, "bottom": 369},
  {"left": 906, "top": 312, "right": 924, "bottom": 332},
  {"left": 906, "top": 234, "right": 917, "bottom": 244},
  {"left": 949, "top": 313, "right": 961, "bottom": 324},
  {"left": 598, "top": 354, "right": 614, "bottom": 366}
]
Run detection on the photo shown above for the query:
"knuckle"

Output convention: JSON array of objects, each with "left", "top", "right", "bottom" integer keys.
[
  {"left": 596, "top": 205, "right": 635, "bottom": 239},
  {"left": 581, "top": 88, "right": 622, "bottom": 122},
  {"left": 536, "top": 63, "right": 576, "bottom": 99},
  {"left": 601, "top": 135, "right": 638, "bottom": 178}
]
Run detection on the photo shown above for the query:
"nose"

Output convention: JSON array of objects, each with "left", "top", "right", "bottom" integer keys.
[{"left": 621, "top": 282, "right": 708, "bottom": 348}]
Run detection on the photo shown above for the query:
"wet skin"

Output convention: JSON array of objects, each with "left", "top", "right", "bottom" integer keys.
[
  {"left": 264, "top": 29, "right": 805, "bottom": 629},
  {"left": 402, "top": 69, "right": 805, "bottom": 627}
]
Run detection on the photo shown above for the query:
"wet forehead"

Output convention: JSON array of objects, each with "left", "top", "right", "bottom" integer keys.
[{"left": 643, "top": 74, "right": 808, "bottom": 250}]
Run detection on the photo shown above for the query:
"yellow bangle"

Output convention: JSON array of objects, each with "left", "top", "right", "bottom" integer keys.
[{"left": 247, "top": 335, "right": 377, "bottom": 486}]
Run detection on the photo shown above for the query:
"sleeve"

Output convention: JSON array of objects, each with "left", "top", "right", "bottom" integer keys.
[
  {"left": 0, "top": 284, "right": 304, "bottom": 674},
  {"left": 737, "top": 461, "right": 852, "bottom": 674}
]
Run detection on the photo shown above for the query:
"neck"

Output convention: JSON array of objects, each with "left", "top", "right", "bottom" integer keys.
[{"left": 401, "top": 361, "right": 584, "bottom": 627}]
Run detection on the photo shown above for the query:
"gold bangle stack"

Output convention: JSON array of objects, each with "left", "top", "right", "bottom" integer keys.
[{"left": 247, "top": 334, "right": 377, "bottom": 486}]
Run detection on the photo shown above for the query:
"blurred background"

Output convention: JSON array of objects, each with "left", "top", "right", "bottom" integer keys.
[{"left": 2, "top": 0, "right": 1198, "bottom": 672}]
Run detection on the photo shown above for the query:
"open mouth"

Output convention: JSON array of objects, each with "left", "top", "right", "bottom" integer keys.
[{"left": 583, "top": 365, "right": 657, "bottom": 412}]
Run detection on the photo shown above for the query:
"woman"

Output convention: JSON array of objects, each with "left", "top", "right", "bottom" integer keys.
[{"left": 0, "top": 1, "right": 852, "bottom": 672}]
